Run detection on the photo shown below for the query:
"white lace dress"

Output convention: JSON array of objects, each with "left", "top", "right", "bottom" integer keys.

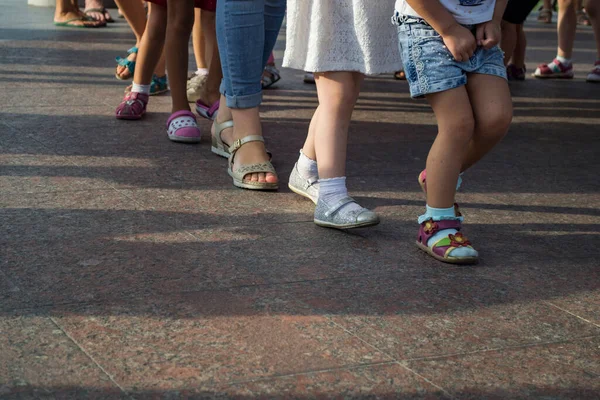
[{"left": 283, "top": 0, "right": 402, "bottom": 75}]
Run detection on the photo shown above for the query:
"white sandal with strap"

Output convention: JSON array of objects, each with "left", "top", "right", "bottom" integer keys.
[{"left": 227, "top": 135, "right": 278, "bottom": 191}]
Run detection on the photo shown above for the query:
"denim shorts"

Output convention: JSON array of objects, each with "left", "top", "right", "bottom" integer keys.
[{"left": 397, "top": 22, "right": 507, "bottom": 99}]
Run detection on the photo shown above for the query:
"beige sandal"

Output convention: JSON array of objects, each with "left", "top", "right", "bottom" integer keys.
[
  {"left": 211, "top": 119, "right": 234, "bottom": 158},
  {"left": 227, "top": 135, "right": 278, "bottom": 191}
]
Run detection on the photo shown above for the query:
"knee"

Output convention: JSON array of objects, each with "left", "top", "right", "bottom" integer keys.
[
  {"left": 441, "top": 115, "right": 476, "bottom": 144},
  {"left": 478, "top": 107, "right": 513, "bottom": 141},
  {"left": 559, "top": 0, "right": 577, "bottom": 11},
  {"left": 169, "top": 10, "right": 194, "bottom": 33}
]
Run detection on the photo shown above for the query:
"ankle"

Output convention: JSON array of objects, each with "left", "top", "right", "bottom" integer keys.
[{"left": 556, "top": 55, "right": 572, "bottom": 65}]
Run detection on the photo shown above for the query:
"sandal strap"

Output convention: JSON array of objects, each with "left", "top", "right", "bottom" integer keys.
[
  {"left": 214, "top": 120, "right": 234, "bottom": 144},
  {"left": 324, "top": 196, "right": 356, "bottom": 218},
  {"left": 128, "top": 46, "right": 139, "bottom": 54},
  {"left": 228, "top": 135, "right": 265, "bottom": 154}
]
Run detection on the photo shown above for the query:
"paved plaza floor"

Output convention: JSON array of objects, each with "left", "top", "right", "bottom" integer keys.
[{"left": 1, "top": 0, "right": 599, "bottom": 398}]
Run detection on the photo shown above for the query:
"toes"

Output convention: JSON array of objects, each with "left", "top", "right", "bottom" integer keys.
[
  {"left": 257, "top": 173, "right": 266, "bottom": 183},
  {"left": 265, "top": 173, "right": 278, "bottom": 184}
]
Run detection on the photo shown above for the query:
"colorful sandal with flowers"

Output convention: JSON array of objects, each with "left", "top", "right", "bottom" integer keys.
[{"left": 416, "top": 219, "right": 478, "bottom": 265}]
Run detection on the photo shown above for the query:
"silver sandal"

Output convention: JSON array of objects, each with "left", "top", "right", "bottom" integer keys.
[{"left": 228, "top": 135, "right": 278, "bottom": 191}]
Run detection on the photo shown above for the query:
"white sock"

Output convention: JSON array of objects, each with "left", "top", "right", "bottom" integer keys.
[
  {"left": 131, "top": 82, "right": 151, "bottom": 95},
  {"left": 556, "top": 55, "right": 572, "bottom": 66},
  {"left": 196, "top": 68, "right": 208, "bottom": 76},
  {"left": 318, "top": 177, "right": 363, "bottom": 213},
  {"left": 297, "top": 150, "right": 318, "bottom": 180}
]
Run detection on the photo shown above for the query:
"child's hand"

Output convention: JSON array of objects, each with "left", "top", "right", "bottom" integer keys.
[
  {"left": 441, "top": 24, "right": 477, "bottom": 62},
  {"left": 475, "top": 21, "right": 501, "bottom": 49}
]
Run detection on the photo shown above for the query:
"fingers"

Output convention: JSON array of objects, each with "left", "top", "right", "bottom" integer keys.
[
  {"left": 482, "top": 38, "right": 497, "bottom": 50},
  {"left": 476, "top": 25, "right": 485, "bottom": 46}
]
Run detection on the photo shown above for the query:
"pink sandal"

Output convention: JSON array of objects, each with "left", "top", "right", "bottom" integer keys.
[
  {"left": 167, "top": 110, "right": 202, "bottom": 143},
  {"left": 416, "top": 219, "right": 478, "bottom": 265},
  {"left": 195, "top": 99, "right": 220, "bottom": 120},
  {"left": 115, "top": 92, "right": 148, "bottom": 120}
]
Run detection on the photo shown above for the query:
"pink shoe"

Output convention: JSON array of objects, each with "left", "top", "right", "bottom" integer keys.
[
  {"left": 195, "top": 99, "right": 219, "bottom": 120},
  {"left": 533, "top": 59, "right": 574, "bottom": 79},
  {"left": 115, "top": 92, "right": 148, "bottom": 120},
  {"left": 167, "top": 110, "right": 202, "bottom": 143}
]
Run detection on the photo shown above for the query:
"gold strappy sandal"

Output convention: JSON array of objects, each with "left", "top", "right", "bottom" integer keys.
[{"left": 227, "top": 135, "right": 278, "bottom": 191}]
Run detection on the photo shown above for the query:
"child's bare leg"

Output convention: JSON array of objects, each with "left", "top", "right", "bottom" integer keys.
[
  {"left": 425, "top": 87, "right": 474, "bottom": 209},
  {"left": 200, "top": 10, "right": 217, "bottom": 70},
  {"left": 193, "top": 9, "right": 207, "bottom": 71},
  {"left": 461, "top": 74, "right": 512, "bottom": 173},
  {"left": 313, "top": 72, "right": 362, "bottom": 179},
  {"left": 133, "top": 3, "right": 167, "bottom": 85},
  {"left": 199, "top": 43, "right": 222, "bottom": 106},
  {"left": 501, "top": 21, "right": 518, "bottom": 66},
  {"left": 153, "top": 48, "right": 166, "bottom": 77},
  {"left": 512, "top": 24, "right": 527, "bottom": 68},
  {"left": 587, "top": 0, "right": 600, "bottom": 59},
  {"left": 558, "top": 0, "right": 578, "bottom": 59},
  {"left": 166, "top": 0, "right": 194, "bottom": 113}
]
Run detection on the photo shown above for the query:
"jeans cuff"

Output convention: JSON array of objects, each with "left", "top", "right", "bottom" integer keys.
[{"left": 223, "top": 91, "right": 263, "bottom": 109}]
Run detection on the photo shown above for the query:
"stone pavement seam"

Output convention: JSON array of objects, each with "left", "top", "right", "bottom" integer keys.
[
  {"left": 48, "top": 316, "right": 133, "bottom": 399},
  {"left": 399, "top": 334, "right": 600, "bottom": 363},
  {"left": 545, "top": 302, "right": 600, "bottom": 329},
  {"left": 224, "top": 360, "right": 398, "bottom": 386},
  {"left": 287, "top": 297, "right": 457, "bottom": 398}
]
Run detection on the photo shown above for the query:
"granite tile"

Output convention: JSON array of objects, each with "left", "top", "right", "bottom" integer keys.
[
  {"left": 547, "top": 292, "right": 600, "bottom": 327},
  {"left": 287, "top": 274, "right": 600, "bottom": 360},
  {"left": 0, "top": 315, "right": 122, "bottom": 399},
  {"left": 51, "top": 288, "right": 388, "bottom": 392},
  {"left": 216, "top": 363, "right": 449, "bottom": 399},
  {"left": 406, "top": 336, "right": 600, "bottom": 399}
]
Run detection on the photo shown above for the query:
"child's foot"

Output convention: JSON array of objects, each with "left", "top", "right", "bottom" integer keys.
[
  {"left": 533, "top": 59, "right": 574, "bottom": 79},
  {"left": 506, "top": 64, "right": 526, "bottom": 81},
  {"left": 115, "top": 47, "right": 138, "bottom": 80},
  {"left": 314, "top": 197, "right": 379, "bottom": 230},
  {"left": 115, "top": 92, "right": 148, "bottom": 120},
  {"left": 124, "top": 74, "right": 169, "bottom": 96},
  {"left": 288, "top": 162, "right": 319, "bottom": 204},
  {"left": 195, "top": 83, "right": 221, "bottom": 120},
  {"left": 416, "top": 219, "right": 478, "bottom": 265},
  {"left": 187, "top": 71, "right": 208, "bottom": 103},
  {"left": 537, "top": 8, "right": 552, "bottom": 24},
  {"left": 167, "top": 111, "right": 202, "bottom": 143},
  {"left": 586, "top": 61, "right": 600, "bottom": 83}
]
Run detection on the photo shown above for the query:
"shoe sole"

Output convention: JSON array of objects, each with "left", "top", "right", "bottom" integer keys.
[
  {"left": 314, "top": 218, "right": 380, "bottom": 230},
  {"left": 168, "top": 135, "right": 202, "bottom": 144},
  {"left": 211, "top": 146, "right": 230, "bottom": 158},
  {"left": 533, "top": 74, "right": 574, "bottom": 79},
  {"left": 288, "top": 183, "right": 317, "bottom": 204},
  {"left": 415, "top": 241, "right": 479, "bottom": 265}
]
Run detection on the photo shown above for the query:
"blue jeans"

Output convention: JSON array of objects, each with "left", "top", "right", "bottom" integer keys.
[{"left": 216, "top": 0, "right": 286, "bottom": 109}]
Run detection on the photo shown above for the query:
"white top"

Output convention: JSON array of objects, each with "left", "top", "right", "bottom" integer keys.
[
  {"left": 395, "top": 0, "right": 495, "bottom": 25},
  {"left": 283, "top": 0, "right": 402, "bottom": 75}
]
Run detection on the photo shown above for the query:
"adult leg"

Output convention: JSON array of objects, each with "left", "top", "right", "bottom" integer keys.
[{"left": 215, "top": 0, "right": 286, "bottom": 184}]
